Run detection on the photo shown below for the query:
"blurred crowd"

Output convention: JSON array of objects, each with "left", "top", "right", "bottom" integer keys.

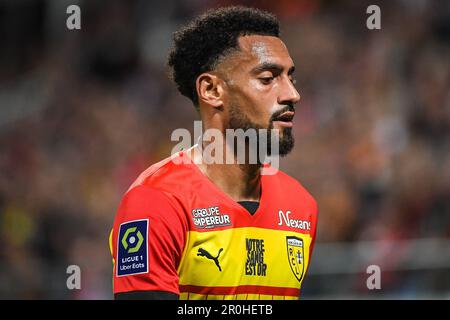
[{"left": 0, "top": 0, "right": 448, "bottom": 299}]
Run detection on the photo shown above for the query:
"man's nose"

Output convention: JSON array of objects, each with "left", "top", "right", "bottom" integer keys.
[{"left": 278, "top": 77, "right": 301, "bottom": 106}]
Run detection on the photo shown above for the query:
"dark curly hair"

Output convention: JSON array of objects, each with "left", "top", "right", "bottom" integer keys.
[{"left": 167, "top": 6, "right": 280, "bottom": 107}]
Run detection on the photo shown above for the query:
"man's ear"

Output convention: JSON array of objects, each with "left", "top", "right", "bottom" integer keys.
[{"left": 196, "top": 73, "right": 224, "bottom": 108}]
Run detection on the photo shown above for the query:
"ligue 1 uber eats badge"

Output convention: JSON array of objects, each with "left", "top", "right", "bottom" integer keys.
[{"left": 117, "top": 219, "right": 148, "bottom": 276}]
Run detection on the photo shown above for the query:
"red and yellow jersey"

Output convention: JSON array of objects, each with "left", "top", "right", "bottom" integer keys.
[{"left": 110, "top": 151, "right": 318, "bottom": 300}]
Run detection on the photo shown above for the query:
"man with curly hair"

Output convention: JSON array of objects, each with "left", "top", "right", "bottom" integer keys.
[{"left": 110, "top": 6, "right": 318, "bottom": 300}]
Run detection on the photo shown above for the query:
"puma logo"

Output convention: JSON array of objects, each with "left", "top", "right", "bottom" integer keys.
[{"left": 197, "top": 248, "right": 223, "bottom": 271}]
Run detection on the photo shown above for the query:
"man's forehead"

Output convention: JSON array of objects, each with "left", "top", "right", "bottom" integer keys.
[{"left": 237, "top": 35, "right": 293, "bottom": 66}]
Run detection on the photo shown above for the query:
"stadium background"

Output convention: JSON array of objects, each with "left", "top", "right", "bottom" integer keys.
[{"left": 0, "top": 0, "right": 448, "bottom": 299}]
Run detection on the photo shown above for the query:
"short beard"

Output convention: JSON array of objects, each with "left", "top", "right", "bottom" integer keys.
[{"left": 228, "top": 104, "right": 295, "bottom": 161}]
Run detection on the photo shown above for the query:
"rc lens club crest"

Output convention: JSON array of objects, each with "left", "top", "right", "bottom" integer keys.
[{"left": 286, "top": 236, "right": 304, "bottom": 282}]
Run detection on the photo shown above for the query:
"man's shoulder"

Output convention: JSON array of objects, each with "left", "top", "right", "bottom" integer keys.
[
  {"left": 116, "top": 153, "right": 192, "bottom": 219},
  {"left": 271, "top": 169, "right": 317, "bottom": 206},
  {"left": 126, "top": 152, "right": 193, "bottom": 195}
]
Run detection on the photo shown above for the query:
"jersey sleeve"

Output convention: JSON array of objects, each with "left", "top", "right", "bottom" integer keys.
[
  {"left": 308, "top": 199, "right": 318, "bottom": 258},
  {"left": 110, "top": 185, "right": 188, "bottom": 296}
]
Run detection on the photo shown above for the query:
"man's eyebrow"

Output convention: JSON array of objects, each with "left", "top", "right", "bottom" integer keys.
[
  {"left": 288, "top": 65, "right": 296, "bottom": 75},
  {"left": 251, "top": 62, "right": 296, "bottom": 75}
]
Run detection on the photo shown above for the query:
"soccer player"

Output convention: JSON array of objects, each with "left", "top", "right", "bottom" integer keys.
[{"left": 110, "top": 6, "right": 318, "bottom": 300}]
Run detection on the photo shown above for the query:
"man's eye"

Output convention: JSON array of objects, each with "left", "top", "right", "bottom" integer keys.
[{"left": 259, "top": 77, "right": 274, "bottom": 85}]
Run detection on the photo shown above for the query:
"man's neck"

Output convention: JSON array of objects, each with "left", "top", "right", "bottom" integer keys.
[{"left": 187, "top": 143, "right": 262, "bottom": 202}]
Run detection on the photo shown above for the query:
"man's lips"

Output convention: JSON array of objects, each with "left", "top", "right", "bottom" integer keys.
[{"left": 273, "top": 111, "right": 295, "bottom": 127}]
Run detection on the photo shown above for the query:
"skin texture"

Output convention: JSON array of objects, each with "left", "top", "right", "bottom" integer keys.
[{"left": 188, "top": 35, "right": 301, "bottom": 202}]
